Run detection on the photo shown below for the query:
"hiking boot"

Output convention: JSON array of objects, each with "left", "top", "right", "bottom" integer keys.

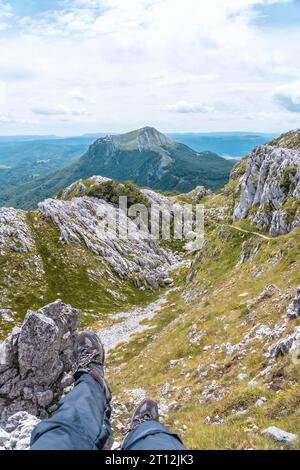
[
  {"left": 77, "top": 331, "right": 111, "bottom": 402},
  {"left": 129, "top": 398, "right": 159, "bottom": 431}
]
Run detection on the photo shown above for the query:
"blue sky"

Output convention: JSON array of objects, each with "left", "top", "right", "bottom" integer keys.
[
  {"left": 7, "top": 0, "right": 63, "bottom": 16},
  {"left": 0, "top": 0, "right": 300, "bottom": 135},
  {"left": 254, "top": 0, "right": 300, "bottom": 27}
]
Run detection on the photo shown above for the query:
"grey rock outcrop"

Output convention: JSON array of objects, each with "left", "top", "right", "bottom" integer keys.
[
  {"left": 0, "top": 207, "right": 34, "bottom": 255},
  {"left": 0, "top": 411, "right": 40, "bottom": 450},
  {"left": 0, "top": 425, "right": 10, "bottom": 446},
  {"left": 61, "top": 176, "right": 112, "bottom": 200},
  {"left": 38, "top": 195, "right": 176, "bottom": 289},
  {"left": 233, "top": 145, "right": 300, "bottom": 235},
  {"left": 0, "top": 179, "right": 179, "bottom": 296},
  {"left": 0, "top": 310, "right": 13, "bottom": 322},
  {"left": 0, "top": 300, "right": 79, "bottom": 424},
  {"left": 186, "top": 186, "right": 211, "bottom": 203},
  {"left": 286, "top": 286, "right": 300, "bottom": 320},
  {"left": 262, "top": 426, "right": 297, "bottom": 446},
  {"left": 269, "top": 326, "right": 300, "bottom": 358},
  {"left": 237, "top": 238, "right": 261, "bottom": 265}
]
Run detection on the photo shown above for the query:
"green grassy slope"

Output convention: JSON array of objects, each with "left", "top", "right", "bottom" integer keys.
[
  {"left": 104, "top": 191, "right": 300, "bottom": 449},
  {"left": 0, "top": 209, "right": 158, "bottom": 340}
]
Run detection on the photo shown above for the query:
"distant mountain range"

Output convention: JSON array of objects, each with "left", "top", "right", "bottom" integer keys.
[
  {"left": 0, "top": 127, "right": 234, "bottom": 209},
  {"left": 0, "top": 131, "right": 275, "bottom": 154},
  {"left": 168, "top": 132, "right": 276, "bottom": 158}
]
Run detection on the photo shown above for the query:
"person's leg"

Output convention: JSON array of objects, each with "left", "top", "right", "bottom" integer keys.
[
  {"left": 122, "top": 421, "right": 186, "bottom": 450},
  {"left": 31, "top": 372, "right": 111, "bottom": 450},
  {"left": 121, "top": 399, "right": 186, "bottom": 451},
  {"left": 31, "top": 332, "right": 112, "bottom": 450}
]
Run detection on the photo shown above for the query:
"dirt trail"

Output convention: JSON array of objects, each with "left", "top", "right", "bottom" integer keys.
[
  {"left": 216, "top": 222, "right": 273, "bottom": 241},
  {"left": 99, "top": 291, "right": 170, "bottom": 353}
]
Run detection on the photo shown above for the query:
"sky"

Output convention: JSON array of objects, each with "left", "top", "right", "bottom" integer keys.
[{"left": 0, "top": 0, "right": 300, "bottom": 135}]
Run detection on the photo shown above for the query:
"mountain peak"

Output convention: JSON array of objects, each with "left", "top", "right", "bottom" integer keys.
[{"left": 101, "top": 126, "right": 173, "bottom": 151}]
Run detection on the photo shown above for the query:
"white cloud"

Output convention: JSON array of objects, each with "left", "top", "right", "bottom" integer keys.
[
  {"left": 0, "top": 80, "right": 6, "bottom": 105},
  {"left": 273, "top": 81, "right": 300, "bottom": 113},
  {"left": 0, "top": 113, "right": 36, "bottom": 124},
  {"left": 68, "top": 89, "right": 96, "bottom": 103},
  {"left": 0, "top": 1, "right": 12, "bottom": 18},
  {"left": 165, "top": 100, "right": 214, "bottom": 114},
  {"left": 31, "top": 105, "right": 87, "bottom": 116},
  {"left": 0, "top": 0, "right": 299, "bottom": 134},
  {"left": 0, "top": 0, "right": 12, "bottom": 30}
]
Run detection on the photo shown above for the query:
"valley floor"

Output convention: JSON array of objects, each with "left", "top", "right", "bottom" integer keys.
[{"left": 97, "top": 221, "right": 300, "bottom": 450}]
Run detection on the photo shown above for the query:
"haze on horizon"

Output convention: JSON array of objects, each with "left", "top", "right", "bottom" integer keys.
[{"left": 0, "top": 0, "right": 300, "bottom": 136}]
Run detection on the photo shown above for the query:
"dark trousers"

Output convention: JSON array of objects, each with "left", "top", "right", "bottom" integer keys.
[{"left": 30, "top": 372, "right": 186, "bottom": 451}]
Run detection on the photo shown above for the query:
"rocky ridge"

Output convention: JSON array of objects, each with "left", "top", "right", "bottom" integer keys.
[
  {"left": 0, "top": 181, "right": 178, "bottom": 293},
  {"left": 233, "top": 143, "right": 300, "bottom": 235},
  {"left": 38, "top": 195, "right": 176, "bottom": 289}
]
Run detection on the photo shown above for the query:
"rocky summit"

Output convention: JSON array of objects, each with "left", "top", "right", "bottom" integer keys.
[{"left": 0, "top": 128, "right": 300, "bottom": 450}]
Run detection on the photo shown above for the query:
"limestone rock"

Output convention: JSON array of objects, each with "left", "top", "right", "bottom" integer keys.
[
  {"left": 0, "top": 207, "right": 34, "bottom": 255},
  {"left": 262, "top": 426, "right": 297, "bottom": 445},
  {"left": 61, "top": 176, "right": 112, "bottom": 200},
  {"left": 0, "top": 426, "right": 9, "bottom": 446},
  {"left": 186, "top": 186, "right": 211, "bottom": 203},
  {"left": 233, "top": 144, "right": 300, "bottom": 235},
  {"left": 0, "top": 309, "right": 12, "bottom": 317},
  {"left": 287, "top": 286, "right": 300, "bottom": 320},
  {"left": 0, "top": 300, "right": 79, "bottom": 424},
  {"left": 0, "top": 310, "right": 13, "bottom": 322},
  {"left": 38, "top": 196, "right": 177, "bottom": 289},
  {"left": 3, "top": 411, "right": 40, "bottom": 450},
  {"left": 237, "top": 238, "right": 261, "bottom": 265},
  {"left": 269, "top": 326, "right": 300, "bottom": 358}
]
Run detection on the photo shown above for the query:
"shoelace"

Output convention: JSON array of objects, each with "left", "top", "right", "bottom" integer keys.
[
  {"left": 129, "top": 412, "right": 153, "bottom": 432},
  {"left": 78, "top": 348, "right": 102, "bottom": 369}
]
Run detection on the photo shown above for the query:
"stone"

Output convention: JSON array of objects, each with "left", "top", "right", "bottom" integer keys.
[
  {"left": 0, "top": 208, "right": 34, "bottom": 254},
  {"left": 257, "top": 284, "right": 279, "bottom": 302},
  {"left": 262, "top": 426, "right": 297, "bottom": 445},
  {"left": 186, "top": 186, "right": 211, "bottom": 203},
  {"left": 237, "top": 373, "right": 248, "bottom": 381},
  {"left": 269, "top": 326, "right": 300, "bottom": 358},
  {"left": 23, "top": 387, "right": 34, "bottom": 401},
  {"left": 0, "top": 310, "right": 13, "bottom": 322},
  {"left": 36, "top": 390, "right": 54, "bottom": 408},
  {"left": 238, "top": 239, "right": 261, "bottom": 265},
  {"left": 4, "top": 411, "right": 40, "bottom": 450},
  {"left": 248, "top": 380, "right": 258, "bottom": 387},
  {"left": 60, "top": 372, "right": 74, "bottom": 389},
  {"left": 0, "top": 426, "right": 10, "bottom": 446},
  {"left": 255, "top": 397, "right": 267, "bottom": 407},
  {"left": 0, "top": 300, "right": 80, "bottom": 423},
  {"left": 169, "top": 359, "right": 179, "bottom": 367},
  {"left": 286, "top": 286, "right": 300, "bottom": 320},
  {"left": 254, "top": 325, "right": 272, "bottom": 339}
]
